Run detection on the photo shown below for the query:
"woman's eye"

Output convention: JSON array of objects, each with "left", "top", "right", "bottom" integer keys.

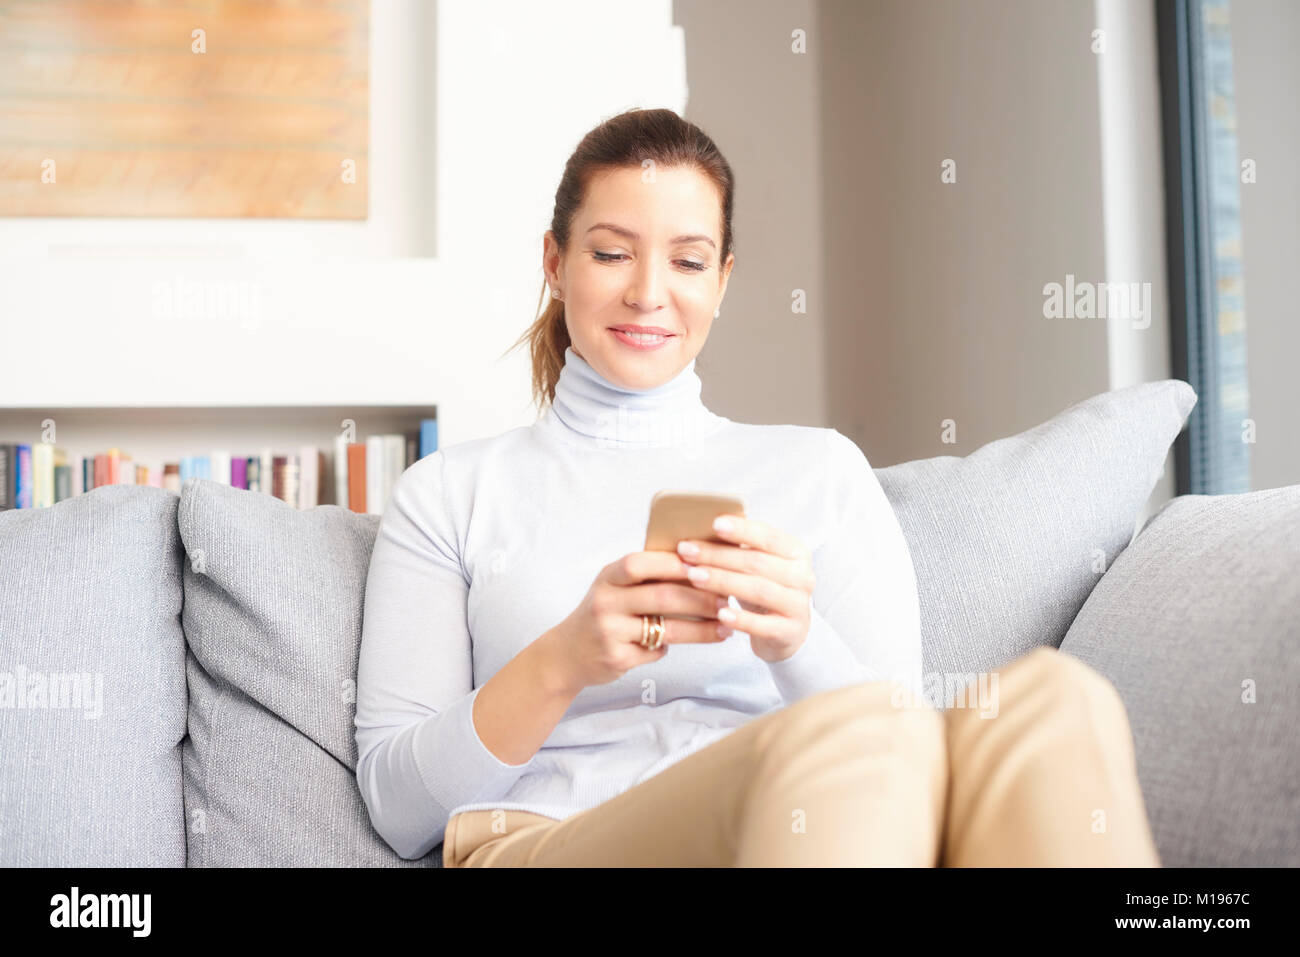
[{"left": 592, "top": 251, "right": 707, "bottom": 272}]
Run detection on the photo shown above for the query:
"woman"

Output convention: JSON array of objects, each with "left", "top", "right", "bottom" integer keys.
[{"left": 353, "top": 108, "right": 1160, "bottom": 867}]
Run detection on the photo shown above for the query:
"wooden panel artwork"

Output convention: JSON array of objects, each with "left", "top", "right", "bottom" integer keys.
[{"left": 0, "top": 0, "right": 369, "bottom": 218}]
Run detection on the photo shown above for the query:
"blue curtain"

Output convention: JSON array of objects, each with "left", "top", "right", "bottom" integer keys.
[{"left": 1158, "top": 0, "right": 1252, "bottom": 494}]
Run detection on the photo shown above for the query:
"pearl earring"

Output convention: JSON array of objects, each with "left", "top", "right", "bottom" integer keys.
[
  {"left": 714, "top": 308, "right": 720, "bottom": 318},
  {"left": 552, "top": 289, "right": 562, "bottom": 300}
]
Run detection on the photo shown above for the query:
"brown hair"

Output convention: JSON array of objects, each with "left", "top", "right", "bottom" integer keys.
[{"left": 502, "top": 107, "right": 736, "bottom": 413}]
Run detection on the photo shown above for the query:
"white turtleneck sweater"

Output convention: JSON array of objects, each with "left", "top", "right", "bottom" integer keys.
[{"left": 354, "top": 346, "right": 923, "bottom": 860}]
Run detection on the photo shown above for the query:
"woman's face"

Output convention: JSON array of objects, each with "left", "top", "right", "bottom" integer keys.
[{"left": 543, "top": 164, "right": 734, "bottom": 390}]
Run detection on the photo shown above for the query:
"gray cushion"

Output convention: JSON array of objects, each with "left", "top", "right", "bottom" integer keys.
[
  {"left": 178, "top": 479, "right": 441, "bottom": 867},
  {"left": 0, "top": 485, "right": 188, "bottom": 866},
  {"left": 875, "top": 379, "right": 1196, "bottom": 684},
  {"left": 1060, "top": 485, "right": 1300, "bottom": 866}
]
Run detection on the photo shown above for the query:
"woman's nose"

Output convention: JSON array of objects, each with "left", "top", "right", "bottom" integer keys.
[{"left": 626, "top": 261, "right": 670, "bottom": 310}]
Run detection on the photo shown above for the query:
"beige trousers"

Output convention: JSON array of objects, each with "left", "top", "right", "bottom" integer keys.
[{"left": 443, "top": 646, "right": 1160, "bottom": 867}]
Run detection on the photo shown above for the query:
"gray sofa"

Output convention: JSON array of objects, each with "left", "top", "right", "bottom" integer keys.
[{"left": 2, "top": 378, "right": 1296, "bottom": 867}]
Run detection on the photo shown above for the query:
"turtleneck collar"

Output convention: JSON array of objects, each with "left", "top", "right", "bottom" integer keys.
[{"left": 540, "top": 345, "right": 730, "bottom": 449}]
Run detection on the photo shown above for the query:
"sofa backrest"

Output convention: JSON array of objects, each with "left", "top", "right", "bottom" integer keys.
[{"left": 876, "top": 378, "right": 1196, "bottom": 687}]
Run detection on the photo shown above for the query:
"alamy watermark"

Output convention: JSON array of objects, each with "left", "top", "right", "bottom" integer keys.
[
  {"left": 1043, "top": 274, "right": 1152, "bottom": 330},
  {"left": 594, "top": 404, "right": 718, "bottom": 448},
  {"left": 50, "top": 886, "right": 150, "bottom": 936},
  {"left": 892, "top": 670, "right": 1001, "bottom": 718},
  {"left": 0, "top": 666, "right": 104, "bottom": 719}
]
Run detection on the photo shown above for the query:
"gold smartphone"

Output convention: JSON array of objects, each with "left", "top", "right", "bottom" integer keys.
[{"left": 644, "top": 491, "right": 747, "bottom": 622}]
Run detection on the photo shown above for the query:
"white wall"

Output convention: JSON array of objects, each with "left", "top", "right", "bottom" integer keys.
[
  {"left": 817, "top": 0, "right": 1112, "bottom": 464},
  {"left": 673, "top": 0, "right": 828, "bottom": 428}
]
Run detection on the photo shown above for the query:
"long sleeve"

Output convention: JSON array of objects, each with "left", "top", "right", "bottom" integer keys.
[
  {"left": 353, "top": 451, "right": 533, "bottom": 860},
  {"left": 765, "top": 429, "right": 924, "bottom": 704}
]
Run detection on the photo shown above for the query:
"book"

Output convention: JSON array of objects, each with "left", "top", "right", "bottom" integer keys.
[
  {"left": 384, "top": 434, "right": 404, "bottom": 511},
  {"left": 333, "top": 432, "right": 350, "bottom": 509},
  {"left": 210, "top": 450, "right": 232, "bottom": 485},
  {"left": 365, "top": 436, "right": 384, "bottom": 516},
  {"left": 54, "top": 463, "right": 71, "bottom": 501},
  {"left": 33, "top": 443, "right": 60, "bottom": 507},
  {"left": 420, "top": 416, "right": 438, "bottom": 459},
  {"left": 0, "top": 445, "right": 14, "bottom": 509},
  {"left": 272, "top": 454, "right": 300, "bottom": 509},
  {"left": 107, "top": 448, "right": 134, "bottom": 485},
  {"left": 347, "top": 443, "right": 366, "bottom": 513},
  {"left": 259, "top": 447, "right": 273, "bottom": 497},
  {"left": 299, "top": 445, "right": 322, "bottom": 508},
  {"left": 14, "top": 445, "right": 32, "bottom": 508}
]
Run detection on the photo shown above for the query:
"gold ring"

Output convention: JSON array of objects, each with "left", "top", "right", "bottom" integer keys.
[{"left": 640, "top": 614, "right": 665, "bottom": 649}]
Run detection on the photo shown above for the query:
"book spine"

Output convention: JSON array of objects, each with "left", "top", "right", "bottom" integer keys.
[
  {"left": 272, "top": 454, "right": 301, "bottom": 509},
  {"left": 15, "top": 445, "right": 33, "bottom": 508},
  {"left": 0, "top": 445, "right": 12, "bottom": 510},
  {"left": 33, "top": 443, "right": 53, "bottom": 508},
  {"left": 299, "top": 444, "right": 318, "bottom": 508},
  {"left": 365, "top": 436, "right": 384, "bottom": 515},
  {"left": 384, "top": 434, "right": 404, "bottom": 512},
  {"left": 347, "top": 443, "right": 367, "bottom": 514},
  {"left": 54, "top": 464, "right": 71, "bottom": 502},
  {"left": 420, "top": 417, "right": 438, "bottom": 459},
  {"left": 333, "top": 433, "right": 349, "bottom": 509},
  {"left": 210, "top": 450, "right": 232, "bottom": 485},
  {"left": 0, "top": 445, "right": 11, "bottom": 510},
  {"left": 231, "top": 457, "right": 247, "bottom": 490}
]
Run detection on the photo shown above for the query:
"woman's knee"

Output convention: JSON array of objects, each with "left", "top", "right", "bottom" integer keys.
[
  {"left": 1015, "top": 646, "right": 1132, "bottom": 728},
  {"left": 755, "top": 678, "right": 945, "bottom": 763}
]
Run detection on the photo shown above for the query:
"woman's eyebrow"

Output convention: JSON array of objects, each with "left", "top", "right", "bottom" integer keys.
[{"left": 586, "top": 222, "right": 716, "bottom": 250}]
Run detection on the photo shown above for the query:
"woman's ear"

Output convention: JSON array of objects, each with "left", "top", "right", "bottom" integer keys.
[{"left": 716, "top": 252, "right": 735, "bottom": 309}]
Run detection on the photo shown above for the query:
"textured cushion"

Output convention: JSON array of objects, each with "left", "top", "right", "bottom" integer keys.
[
  {"left": 1060, "top": 486, "right": 1300, "bottom": 866},
  {"left": 178, "top": 479, "right": 441, "bottom": 867},
  {"left": 0, "top": 485, "right": 187, "bottom": 866},
  {"left": 875, "top": 379, "right": 1196, "bottom": 684}
]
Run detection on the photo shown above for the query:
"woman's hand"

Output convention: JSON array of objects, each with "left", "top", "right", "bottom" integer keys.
[
  {"left": 542, "top": 550, "right": 736, "bottom": 694},
  {"left": 675, "top": 514, "right": 816, "bottom": 664}
]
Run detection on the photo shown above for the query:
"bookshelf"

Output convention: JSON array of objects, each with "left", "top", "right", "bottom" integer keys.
[{"left": 0, "top": 404, "right": 437, "bottom": 509}]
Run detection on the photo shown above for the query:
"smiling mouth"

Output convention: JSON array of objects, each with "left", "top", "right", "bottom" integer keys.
[{"left": 612, "top": 329, "right": 672, "bottom": 343}]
